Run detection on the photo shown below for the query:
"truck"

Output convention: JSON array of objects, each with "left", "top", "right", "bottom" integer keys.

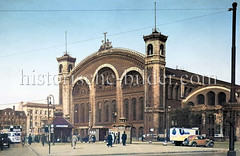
[{"left": 170, "top": 127, "right": 199, "bottom": 146}]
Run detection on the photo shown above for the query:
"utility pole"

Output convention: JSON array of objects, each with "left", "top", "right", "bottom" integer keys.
[{"left": 227, "top": 2, "right": 237, "bottom": 156}]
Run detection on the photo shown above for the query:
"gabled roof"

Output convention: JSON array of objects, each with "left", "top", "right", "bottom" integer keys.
[{"left": 52, "top": 116, "right": 74, "bottom": 128}]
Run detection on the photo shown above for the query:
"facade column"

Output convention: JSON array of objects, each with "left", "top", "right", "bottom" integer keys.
[
  {"left": 90, "top": 84, "right": 95, "bottom": 127},
  {"left": 69, "top": 83, "right": 74, "bottom": 125},
  {"left": 117, "top": 79, "right": 123, "bottom": 120}
]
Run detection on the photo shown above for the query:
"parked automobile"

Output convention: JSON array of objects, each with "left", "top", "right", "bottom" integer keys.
[
  {"left": 182, "top": 135, "right": 214, "bottom": 147},
  {"left": 0, "top": 133, "right": 10, "bottom": 150}
]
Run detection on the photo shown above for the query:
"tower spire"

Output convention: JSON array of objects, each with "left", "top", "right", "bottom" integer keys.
[
  {"left": 65, "top": 31, "right": 68, "bottom": 55},
  {"left": 103, "top": 32, "right": 107, "bottom": 44},
  {"left": 154, "top": 2, "right": 157, "bottom": 32}
]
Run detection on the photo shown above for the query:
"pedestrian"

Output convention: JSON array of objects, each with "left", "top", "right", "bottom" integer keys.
[
  {"left": 41, "top": 134, "right": 45, "bottom": 146},
  {"left": 115, "top": 133, "right": 118, "bottom": 144},
  {"left": 111, "top": 132, "right": 115, "bottom": 145},
  {"left": 21, "top": 134, "right": 25, "bottom": 147},
  {"left": 107, "top": 133, "right": 113, "bottom": 147},
  {"left": 28, "top": 134, "right": 32, "bottom": 145},
  {"left": 121, "top": 131, "right": 127, "bottom": 146},
  {"left": 72, "top": 134, "right": 77, "bottom": 149}
]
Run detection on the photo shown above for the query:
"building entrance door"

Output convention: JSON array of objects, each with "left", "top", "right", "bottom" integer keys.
[{"left": 99, "top": 128, "right": 108, "bottom": 141}]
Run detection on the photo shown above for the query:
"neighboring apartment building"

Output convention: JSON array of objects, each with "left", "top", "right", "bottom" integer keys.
[
  {"left": 0, "top": 106, "right": 27, "bottom": 134},
  {"left": 18, "top": 102, "right": 62, "bottom": 136}
]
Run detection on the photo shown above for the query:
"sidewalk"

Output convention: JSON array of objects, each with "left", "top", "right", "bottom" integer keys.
[{"left": 28, "top": 142, "right": 229, "bottom": 156}]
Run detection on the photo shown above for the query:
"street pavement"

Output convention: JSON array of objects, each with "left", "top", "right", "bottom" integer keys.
[{"left": 0, "top": 141, "right": 239, "bottom": 156}]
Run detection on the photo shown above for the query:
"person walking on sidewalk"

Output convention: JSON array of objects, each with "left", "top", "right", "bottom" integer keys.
[
  {"left": 41, "top": 134, "right": 45, "bottom": 146},
  {"left": 72, "top": 134, "right": 77, "bottom": 149},
  {"left": 28, "top": 134, "right": 32, "bottom": 145},
  {"left": 121, "top": 131, "right": 127, "bottom": 146},
  {"left": 107, "top": 133, "right": 113, "bottom": 147}
]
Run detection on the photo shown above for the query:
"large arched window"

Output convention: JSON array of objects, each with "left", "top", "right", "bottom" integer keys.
[
  {"left": 132, "top": 98, "right": 137, "bottom": 121},
  {"left": 95, "top": 67, "right": 116, "bottom": 91},
  {"left": 207, "top": 91, "right": 215, "bottom": 106},
  {"left": 124, "top": 99, "right": 129, "bottom": 121},
  {"left": 139, "top": 97, "right": 144, "bottom": 120},
  {"left": 147, "top": 44, "right": 153, "bottom": 55},
  {"left": 218, "top": 92, "right": 226, "bottom": 106},
  {"left": 59, "top": 64, "right": 63, "bottom": 73},
  {"left": 197, "top": 94, "right": 205, "bottom": 105},
  {"left": 68, "top": 64, "right": 73, "bottom": 72},
  {"left": 160, "top": 44, "right": 164, "bottom": 55}
]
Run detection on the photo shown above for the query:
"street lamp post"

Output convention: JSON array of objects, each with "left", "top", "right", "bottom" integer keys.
[
  {"left": 47, "top": 94, "right": 55, "bottom": 155},
  {"left": 227, "top": 2, "right": 237, "bottom": 156}
]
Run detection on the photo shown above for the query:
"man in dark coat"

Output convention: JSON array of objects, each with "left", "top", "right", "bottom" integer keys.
[
  {"left": 121, "top": 131, "right": 127, "bottom": 146},
  {"left": 107, "top": 133, "right": 113, "bottom": 147},
  {"left": 28, "top": 134, "right": 32, "bottom": 145}
]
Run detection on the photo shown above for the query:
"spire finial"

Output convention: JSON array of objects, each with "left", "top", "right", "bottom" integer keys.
[
  {"left": 154, "top": 2, "right": 157, "bottom": 32},
  {"left": 103, "top": 32, "right": 107, "bottom": 44},
  {"left": 65, "top": 31, "right": 68, "bottom": 55}
]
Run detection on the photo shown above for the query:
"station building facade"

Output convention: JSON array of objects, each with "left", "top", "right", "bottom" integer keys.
[{"left": 57, "top": 30, "right": 240, "bottom": 141}]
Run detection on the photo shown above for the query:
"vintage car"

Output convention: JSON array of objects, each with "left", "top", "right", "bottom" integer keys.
[
  {"left": 0, "top": 133, "right": 10, "bottom": 150},
  {"left": 182, "top": 135, "right": 214, "bottom": 147}
]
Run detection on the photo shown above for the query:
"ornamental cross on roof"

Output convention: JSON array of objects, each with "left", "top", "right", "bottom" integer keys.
[{"left": 98, "top": 32, "right": 112, "bottom": 52}]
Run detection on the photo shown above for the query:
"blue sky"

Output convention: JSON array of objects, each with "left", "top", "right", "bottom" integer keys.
[{"left": 0, "top": 0, "right": 239, "bottom": 109}]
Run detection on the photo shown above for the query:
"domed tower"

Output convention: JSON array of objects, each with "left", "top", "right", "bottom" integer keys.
[
  {"left": 143, "top": 2, "right": 168, "bottom": 135},
  {"left": 57, "top": 31, "right": 76, "bottom": 119}
]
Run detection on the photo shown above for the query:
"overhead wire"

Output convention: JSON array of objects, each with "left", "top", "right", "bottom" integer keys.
[
  {"left": 0, "top": 8, "right": 226, "bottom": 12},
  {"left": 0, "top": 10, "right": 228, "bottom": 58}
]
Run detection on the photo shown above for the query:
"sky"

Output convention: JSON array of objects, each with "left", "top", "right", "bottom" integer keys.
[{"left": 0, "top": 0, "right": 239, "bottom": 109}]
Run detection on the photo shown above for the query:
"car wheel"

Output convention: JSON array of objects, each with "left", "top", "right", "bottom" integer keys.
[
  {"left": 192, "top": 142, "right": 197, "bottom": 147},
  {"left": 208, "top": 143, "right": 214, "bottom": 148}
]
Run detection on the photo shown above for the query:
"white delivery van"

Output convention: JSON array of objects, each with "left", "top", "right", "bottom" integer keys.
[{"left": 170, "top": 127, "right": 199, "bottom": 146}]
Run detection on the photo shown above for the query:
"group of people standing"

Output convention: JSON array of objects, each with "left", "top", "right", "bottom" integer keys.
[{"left": 107, "top": 131, "right": 127, "bottom": 147}]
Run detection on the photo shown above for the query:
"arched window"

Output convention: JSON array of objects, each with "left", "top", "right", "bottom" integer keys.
[
  {"left": 132, "top": 127, "right": 136, "bottom": 138},
  {"left": 124, "top": 99, "right": 129, "bottom": 121},
  {"left": 147, "top": 44, "right": 153, "bottom": 55},
  {"left": 207, "top": 91, "right": 215, "bottom": 106},
  {"left": 208, "top": 114, "right": 214, "bottom": 124},
  {"left": 97, "top": 102, "right": 102, "bottom": 122},
  {"left": 80, "top": 103, "right": 85, "bottom": 123},
  {"left": 59, "top": 64, "right": 63, "bottom": 73},
  {"left": 86, "top": 103, "right": 89, "bottom": 123},
  {"left": 139, "top": 97, "right": 144, "bottom": 120},
  {"left": 68, "top": 64, "right": 73, "bottom": 72},
  {"left": 218, "top": 92, "right": 226, "bottom": 106},
  {"left": 197, "top": 94, "right": 205, "bottom": 105},
  {"left": 132, "top": 98, "right": 137, "bottom": 121},
  {"left": 187, "top": 101, "right": 194, "bottom": 106},
  {"left": 112, "top": 100, "right": 117, "bottom": 112},
  {"left": 160, "top": 44, "right": 164, "bottom": 55},
  {"left": 75, "top": 104, "right": 79, "bottom": 123},
  {"left": 138, "top": 127, "right": 144, "bottom": 138},
  {"left": 105, "top": 102, "right": 109, "bottom": 122}
]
